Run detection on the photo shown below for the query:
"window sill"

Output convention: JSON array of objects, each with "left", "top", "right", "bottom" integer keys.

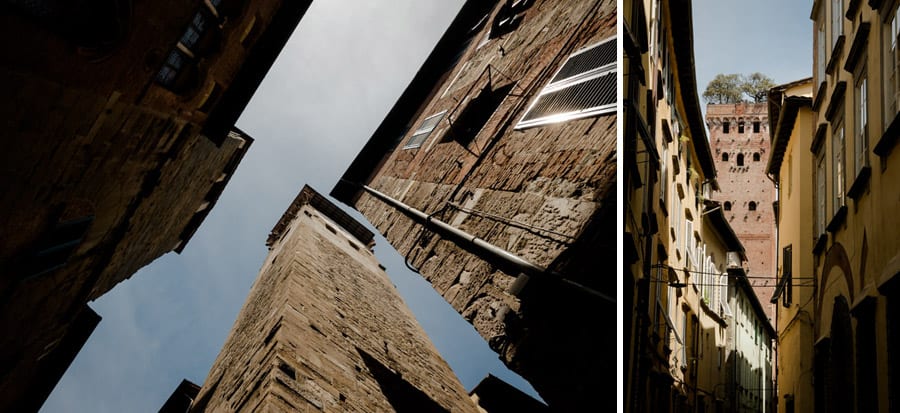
[
  {"left": 826, "top": 205, "right": 848, "bottom": 233},
  {"left": 875, "top": 111, "right": 900, "bottom": 157},
  {"left": 813, "top": 233, "right": 828, "bottom": 255},
  {"left": 847, "top": 166, "right": 871, "bottom": 200}
]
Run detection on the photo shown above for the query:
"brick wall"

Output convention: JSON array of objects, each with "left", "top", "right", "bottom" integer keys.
[
  {"left": 340, "top": 0, "right": 617, "bottom": 409},
  {"left": 707, "top": 103, "right": 776, "bottom": 322}
]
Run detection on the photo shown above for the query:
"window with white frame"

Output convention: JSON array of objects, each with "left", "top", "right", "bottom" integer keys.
[
  {"left": 816, "top": 7, "right": 826, "bottom": 86},
  {"left": 886, "top": 4, "right": 900, "bottom": 129},
  {"left": 855, "top": 73, "right": 868, "bottom": 175},
  {"left": 684, "top": 219, "right": 693, "bottom": 268},
  {"left": 403, "top": 111, "right": 447, "bottom": 149},
  {"left": 660, "top": 145, "right": 668, "bottom": 204},
  {"left": 516, "top": 36, "right": 616, "bottom": 128},
  {"left": 833, "top": 118, "right": 846, "bottom": 211},
  {"left": 816, "top": 149, "right": 826, "bottom": 236},
  {"left": 832, "top": 0, "right": 843, "bottom": 49}
]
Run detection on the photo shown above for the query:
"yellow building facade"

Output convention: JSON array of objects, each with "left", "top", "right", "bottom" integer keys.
[
  {"left": 766, "top": 78, "right": 816, "bottom": 413},
  {"left": 768, "top": 1, "right": 900, "bottom": 410}
]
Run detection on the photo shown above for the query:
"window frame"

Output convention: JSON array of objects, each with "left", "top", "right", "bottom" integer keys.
[
  {"left": 515, "top": 36, "right": 616, "bottom": 129},
  {"left": 885, "top": 4, "right": 900, "bottom": 130},
  {"left": 833, "top": 116, "right": 847, "bottom": 212},
  {"left": 855, "top": 69, "right": 869, "bottom": 175},
  {"left": 815, "top": 147, "right": 827, "bottom": 237},
  {"left": 402, "top": 110, "right": 447, "bottom": 149}
]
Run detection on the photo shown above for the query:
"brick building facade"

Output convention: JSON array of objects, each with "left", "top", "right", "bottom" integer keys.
[
  {"left": 186, "top": 186, "right": 478, "bottom": 412},
  {"left": 0, "top": 1, "right": 312, "bottom": 410},
  {"left": 333, "top": 0, "right": 617, "bottom": 409},
  {"left": 707, "top": 103, "right": 777, "bottom": 322}
]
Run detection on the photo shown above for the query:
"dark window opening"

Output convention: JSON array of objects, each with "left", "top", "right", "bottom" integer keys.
[
  {"left": 753, "top": 121, "right": 761, "bottom": 133},
  {"left": 723, "top": 122, "right": 730, "bottom": 133},
  {"left": 738, "top": 121, "right": 745, "bottom": 133},
  {"left": 737, "top": 153, "right": 745, "bottom": 166},
  {"left": 722, "top": 153, "right": 729, "bottom": 162},
  {"left": 445, "top": 83, "right": 513, "bottom": 146},
  {"left": 753, "top": 152, "right": 761, "bottom": 162},
  {"left": 724, "top": 201, "right": 732, "bottom": 211},
  {"left": 749, "top": 201, "right": 757, "bottom": 211},
  {"left": 21, "top": 214, "right": 94, "bottom": 281},
  {"left": 782, "top": 246, "right": 792, "bottom": 307}
]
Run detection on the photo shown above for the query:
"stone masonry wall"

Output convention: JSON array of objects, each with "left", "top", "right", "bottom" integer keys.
[
  {"left": 192, "top": 200, "right": 477, "bottom": 412},
  {"left": 707, "top": 103, "right": 776, "bottom": 322},
  {"left": 349, "top": 0, "right": 617, "bottom": 409},
  {"left": 0, "top": 72, "right": 247, "bottom": 411}
]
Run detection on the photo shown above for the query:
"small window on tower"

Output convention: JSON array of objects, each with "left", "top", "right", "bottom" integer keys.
[
  {"left": 724, "top": 201, "right": 732, "bottom": 211},
  {"left": 723, "top": 122, "right": 730, "bottom": 133},
  {"left": 749, "top": 201, "right": 757, "bottom": 211},
  {"left": 738, "top": 121, "right": 745, "bottom": 133},
  {"left": 737, "top": 153, "right": 745, "bottom": 166},
  {"left": 753, "top": 152, "right": 761, "bottom": 162},
  {"left": 722, "top": 153, "right": 729, "bottom": 162},
  {"left": 753, "top": 121, "right": 761, "bottom": 133}
]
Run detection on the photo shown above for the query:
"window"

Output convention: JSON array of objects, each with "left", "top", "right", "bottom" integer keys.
[
  {"left": 445, "top": 84, "right": 512, "bottom": 146},
  {"left": 855, "top": 74, "right": 868, "bottom": 174},
  {"left": 180, "top": 12, "right": 210, "bottom": 51},
  {"left": 724, "top": 201, "right": 731, "bottom": 211},
  {"left": 156, "top": 49, "right": 190, "bottom": 88},
  {"left": 660, "top": 146, "right": 668, "bottom": 204},
  {"left": 817, "top": 7, "right": 826, "bottom": 86},
  {"left": 832, "top": 0, "right": 843, "bottom": 48},
  {"left": 884, "top": 5, "right": 900, "bottom": 128},
  {"left": 737, "top": 153, "right": 745, "bottom": 166},
  {"left": 723, "top": 121, "right": 730, "bottom": 134},
  {"left": 753, "top": 152, "right": 761, "bottom": 162},
  {"left": 738, "top": 121, "right": 745, "bottom": 133},
  {"left": 749, "top": 201, "right": 757, "bottom": 211},
  {"left": 722, "top": 153, "right": 729, "bottom": 162},
  {"left": 782, "top": 245, "right": 793, "bottom": 307},
  {"left": 815, "top": 149, "right": 827, "bottom": 236},
  {"left": 753, "top": 121, "right": 761, "bottom": 133},
  {"left": 516, "top": 36, "right": 616, "bottom": 128},
  {"left": 833, "top": 119, "right": 846, "bottom": 211},
  {"left": 403, "top": 111, "right": 446, "bottom": 149}
]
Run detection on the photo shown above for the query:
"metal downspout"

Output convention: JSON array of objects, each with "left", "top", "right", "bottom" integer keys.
[{"left": 359, "top": 184, "right": 614, "bottom": 304}]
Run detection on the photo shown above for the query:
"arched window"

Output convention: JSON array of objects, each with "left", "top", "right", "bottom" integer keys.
[
  {"left": 737, "top": 153, "right": 745, "bottom": 166},
  {"left": 753, "top": 152, "right": 761, "bottom": 162},
  {"left": 749, "top": 201, "right": 757, "bottom": 211},
  {"left": 724, "top": 201, "right": 732, "bottom": 211},
  {"left": 722, "top": 153, "right": 729, "bottom": 162}
]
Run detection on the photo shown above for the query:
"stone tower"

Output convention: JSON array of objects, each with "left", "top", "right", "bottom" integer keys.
[
  {"left": 707, "top": 103, "right": 776, "bottom": 322},
  {"left": 188, "top": 185, "right": 478, "bottom": 412}
]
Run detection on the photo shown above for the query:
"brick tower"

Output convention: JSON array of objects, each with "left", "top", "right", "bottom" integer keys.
[
  {"left": 707, "top": 103, "right": 776, "bottom": 322},
  {"left": 187, "top": 186, "right": 478, "bottom": 412}
]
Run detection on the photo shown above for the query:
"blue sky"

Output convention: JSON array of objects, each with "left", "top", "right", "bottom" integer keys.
[
  {"left": 692, "top": 0, "right": 813, "bottom": 113},
  {"left": 41, "top": 1, "right": 541, "bottom": 411}
]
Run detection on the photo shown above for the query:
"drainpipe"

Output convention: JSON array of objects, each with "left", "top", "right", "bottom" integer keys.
[{"left": 358, "top": 183, "right": 614, "bottom": 304}]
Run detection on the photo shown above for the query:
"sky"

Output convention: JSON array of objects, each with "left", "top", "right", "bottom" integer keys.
[
  {"left": 40, "top": 1, "right": 542, "bottom": 411},
  {"left": 692, "top": 0, "right": 813, "bottom": 116}
]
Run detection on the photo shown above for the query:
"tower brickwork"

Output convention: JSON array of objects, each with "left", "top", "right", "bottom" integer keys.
[
  {"left": 190, "top": 186, "right": 478, "bottom": 413},
  {"left": 707, "top": 102, "right": 776, "bottom": 322}
]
